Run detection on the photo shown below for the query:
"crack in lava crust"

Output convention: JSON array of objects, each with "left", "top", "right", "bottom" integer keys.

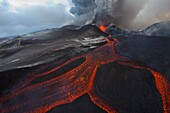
[{"left": 0, "top": 39, "right": 169, "bottom": 113}]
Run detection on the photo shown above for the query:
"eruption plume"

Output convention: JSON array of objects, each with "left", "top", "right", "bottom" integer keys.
[{"left": 71, "top": 0, "right": 170, "bottom": 30}]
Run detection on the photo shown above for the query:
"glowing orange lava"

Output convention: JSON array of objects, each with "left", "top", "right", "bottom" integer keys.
[
  {"left": 0, "top": 41, "right": 120, "bottom": 113},
  {"left": 0, "top": 36, "right": 169, "bottom": 113},
  {"left": 99, "top": 25, "right": 107, "bottom": 32}
]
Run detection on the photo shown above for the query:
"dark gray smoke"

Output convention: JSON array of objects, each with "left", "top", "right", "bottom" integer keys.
[
  {"left": 70, "top": 0, "right": 170, "bottom": 30},
  {"left": 69, "top": 0, "right": 96, "bottom": 25},
  {"left": 70, "top": 0, "right": 96, "bottom": 15}
]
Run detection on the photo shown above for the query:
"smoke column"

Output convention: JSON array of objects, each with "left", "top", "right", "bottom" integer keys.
[{"left": 70, "top": 0, "right": 170, "bottom": 30}]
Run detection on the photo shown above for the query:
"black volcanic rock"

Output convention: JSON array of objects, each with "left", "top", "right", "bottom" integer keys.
[
  {"left": 106, "top": 25, "right": 132, "bottom": 37},
  {"left": 94, "top": 62, "right": 163, "bottom": 113},
  {"left": 106, "top": 21, "right": 170, "bottom": 38},
  {"left": 115, "top": 36, "right": 170, "bottom": 82},
  {"left": 47, "top": 94, "right": 106, "bottom": 113},
  {"left": 142, "top": 21, "right": 170, "bottom": 37}
]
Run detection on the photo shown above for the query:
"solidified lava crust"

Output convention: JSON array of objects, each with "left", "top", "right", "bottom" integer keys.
[{"left": 0, "top": 36, "right": 169, "bottom": 113}]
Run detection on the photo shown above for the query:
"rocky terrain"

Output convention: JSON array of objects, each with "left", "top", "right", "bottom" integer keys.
[{"left": 0, "top": 22, "right": 169, "bottom": 113}]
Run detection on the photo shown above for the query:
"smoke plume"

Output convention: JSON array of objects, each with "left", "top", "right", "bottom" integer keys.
[{"left": 70, "top": 0, "right": 170, "bottom": 30}]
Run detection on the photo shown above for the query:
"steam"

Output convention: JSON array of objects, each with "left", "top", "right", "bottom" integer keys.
[{"left": 70, "top": 0, "right": 170, "bottom": 30}]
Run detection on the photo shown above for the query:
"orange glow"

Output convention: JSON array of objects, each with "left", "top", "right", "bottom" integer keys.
[
  {"left": 99, "top": 25, "right": 107, "bottom": 32},
  {"left": 149, "top": 70, "right": 170, "bottom": 113},
  {"left": 0, "top": 36, "right": 169, "bottom": 113},
  {"left": 0, "top": 41, "right": 119, "bottom": 113},
  {"left": 105, "top": 35, "right": 112, "bottom": 42}
]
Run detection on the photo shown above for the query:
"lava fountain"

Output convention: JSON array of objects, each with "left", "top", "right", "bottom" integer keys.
[{"left": 99, "top": 25, "right": 107, "bottom": 32}]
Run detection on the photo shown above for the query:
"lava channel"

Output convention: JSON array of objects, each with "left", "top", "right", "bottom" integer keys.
[{"left": 0, "top": 36, "right": 169, "bottom": 113}]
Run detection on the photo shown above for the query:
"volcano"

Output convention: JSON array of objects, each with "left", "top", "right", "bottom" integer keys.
[{"left": 0, "top": 22, "right": 170, "bottom": 113}]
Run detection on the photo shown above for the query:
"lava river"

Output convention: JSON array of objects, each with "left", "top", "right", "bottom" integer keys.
[{"left": 0, "top": 34, "right": 169, "bottom": 112}]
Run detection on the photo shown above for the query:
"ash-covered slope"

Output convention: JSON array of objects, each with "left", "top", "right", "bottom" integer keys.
[
  {"left": 141, "top": 21, "right": 170, "bottom": 37},
  {"left": 107, "top": 21, "right": 170, "bottom": 37},
  {"left": 0, "top": 22, "right": 169, "bottom": 113},
  {"left": 0, "top": 24, "right": 108, "bottom": 72}
]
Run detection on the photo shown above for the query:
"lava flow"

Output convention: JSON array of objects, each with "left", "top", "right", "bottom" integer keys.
[
  {"left": 0, "top": 29, "right": 170, "bottom": 113},
  {"left": 99, "top": 25, "right": 107, "bottom": 32}
]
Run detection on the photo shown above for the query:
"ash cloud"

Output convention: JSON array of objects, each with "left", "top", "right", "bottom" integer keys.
[
  {"left": 70, "top": 0, "right": 96, "bottom": 25},
  {"left": 70, "top": 0, "right": 170, "bottom": 30},
  {"left": 1, "top": 0, "right": 170, "bottom": 38}
]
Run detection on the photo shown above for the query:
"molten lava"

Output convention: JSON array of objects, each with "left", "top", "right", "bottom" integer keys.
[
  {"left": 0, "top": 28, "right": 169, "bottom": 113},
  {"left": 99, "top": 25, "right": 107, "bottom": 32}
]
